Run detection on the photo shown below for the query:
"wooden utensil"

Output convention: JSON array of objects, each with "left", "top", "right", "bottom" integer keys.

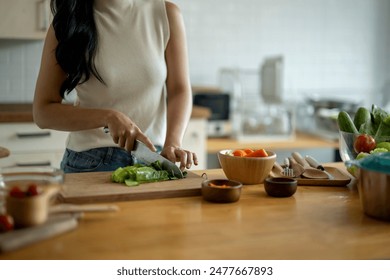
[
  {"left": 0, "top": 213, "right": 78, "bottom": 253},
  {"left": 291, "top": 152, "right": 329, "bottom": 179},
  {"left": 50, "top": 203, "right": 119, "bottom": 214},
  {"left": 288, "top": 157, "right": 305, "bottom": 177},
  {"left": 305, "top": 155, "right": 335, "bottom": 179}
]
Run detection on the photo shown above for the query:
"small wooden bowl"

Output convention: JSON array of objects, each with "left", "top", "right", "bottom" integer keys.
[
  {"left": 264, "top": 177, "right": 297, "bottom": 197},
  {"left": 218, "top": 150, "right": 276, "bottom": 185},
  {"left": 201, "top": 179, "right": 242, "bottom": 203}
]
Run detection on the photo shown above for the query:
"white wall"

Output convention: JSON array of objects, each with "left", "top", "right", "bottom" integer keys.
[
  {"left": 0, "top": 0, "right": 389, "bottom": 107},
  {"left": 174, "top": 0, "right": 390, "bottom": 106},
  {"left": 0, "top": 40, "right": 43, "bottom": 102}
]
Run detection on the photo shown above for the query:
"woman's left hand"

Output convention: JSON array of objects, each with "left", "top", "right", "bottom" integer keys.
[{"left": 160, "top": 146, "right": 198, "bottom": 171}]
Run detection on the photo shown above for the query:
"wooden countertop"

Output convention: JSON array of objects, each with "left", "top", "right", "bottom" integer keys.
[
  {"left": 207, "top": 132, "right": 338, "bottom": 153},
  {"left": 1, "top": 163, "right": 390, "bottom": 260},
  {"left": 0, "top": 103, "right": 33, "bottom": 123}
]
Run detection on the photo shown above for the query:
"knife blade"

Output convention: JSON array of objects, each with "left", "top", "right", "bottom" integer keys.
[
  {"left": 132, "top": 140, "right": 184, "bottom": 179},
  {"left": 102, "top": 127, "right": 184, "bottom": 179}
]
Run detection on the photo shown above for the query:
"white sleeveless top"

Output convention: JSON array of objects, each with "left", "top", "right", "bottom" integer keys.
[{"left": 66, "top": 0, "right": 169, "bottom": 151}]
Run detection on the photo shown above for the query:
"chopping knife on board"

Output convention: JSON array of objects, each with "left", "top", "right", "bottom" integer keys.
[
  {"left": 103, "top": 127, "right": 183, "bottom": 178},
  {"left": 132, "top": 140, "right": 184, "bottom": 178}
]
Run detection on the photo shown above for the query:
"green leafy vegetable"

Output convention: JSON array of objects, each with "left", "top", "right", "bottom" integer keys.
[{"left": 111, "top": 161, "right": 185, "bottom": 187}]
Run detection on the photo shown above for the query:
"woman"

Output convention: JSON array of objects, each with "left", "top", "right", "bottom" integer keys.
[{"left": 33, "top": 0, "right": 198, "bottom": 173}]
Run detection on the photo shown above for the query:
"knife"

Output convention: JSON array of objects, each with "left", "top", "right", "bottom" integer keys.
[
  {"left": 102, "top": 127, "right": 183, "bottom": 178},
  {"left": 132, "top": 140, "right": 184, "bottom": 179},
  {"left": 304, "top": 155, "right": 335, "bottom": 180}
]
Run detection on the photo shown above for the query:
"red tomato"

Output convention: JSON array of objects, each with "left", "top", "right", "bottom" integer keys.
[
  {"left": 26, "top": 183, "right": 39, "bottom": 196},
  {"left": 9, "top": 186, "right": 25, "bottom": 198},
  {"left": 0, "top": 214, "right": 14, "bottom": 233},
  {"left": 353, "top": 134, "right": 376, "bottom": 153}
]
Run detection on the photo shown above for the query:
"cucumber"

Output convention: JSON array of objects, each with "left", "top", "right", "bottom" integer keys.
[
  {"left": 337, "top": 111, "right": 358, "bottom": 133},
  {"left": 353, "top": 107, "right": 371, "bottom": 132}
]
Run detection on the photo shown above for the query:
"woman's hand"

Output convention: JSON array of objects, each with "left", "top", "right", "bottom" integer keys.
[
  {"left": 106, "top": 111, "right": 156, "bottom": 152},
  {"left": 160, "top": 145, "right": 198, "bottom": 171}
]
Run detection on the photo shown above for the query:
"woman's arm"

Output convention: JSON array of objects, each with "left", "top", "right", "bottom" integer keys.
[
  {"left": 162, "top": 1, "right": 197, "bottom": 169},
  {"left": 33, "top": 26, "right": 155, "bottom": 151}
]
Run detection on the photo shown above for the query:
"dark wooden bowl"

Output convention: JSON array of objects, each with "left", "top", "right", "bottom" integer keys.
[
  {"left": 201, "top": 179, "right": 242, "bottom": 203},
  {"left": 264, "top": 177, "right": 297, "bottom": 197}
]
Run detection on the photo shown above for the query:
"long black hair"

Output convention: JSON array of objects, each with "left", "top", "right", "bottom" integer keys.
[{"left": 50, "top": 0, "right": 104, "bottom": 98}]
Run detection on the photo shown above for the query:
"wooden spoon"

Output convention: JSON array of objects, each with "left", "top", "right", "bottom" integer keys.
[
  {"left": 288, "top": 157, "right": 304, "bottom": 177},
  {"left": 291, "top": 152, "right": 329, "bottom": 179}
]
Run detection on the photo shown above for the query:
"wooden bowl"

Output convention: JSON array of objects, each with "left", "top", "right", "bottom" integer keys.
[
  {"left": 264, "top": 177, "right": 297, "bottom": 197},
  {"left": 218, "top": 150, "right": 277, "bottom": 185},
  {"left": 6, "top": 185, "right": 60, "bottom": 227},
  {"left": 1, "top": 166, "right": 63, "bottom": 227},
  {"left": 201, "top": 179, "right": 242, "bottom": 203}
]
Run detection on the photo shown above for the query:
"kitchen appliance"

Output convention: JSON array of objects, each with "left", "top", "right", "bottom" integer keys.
[
  {"left": 193, "top": 92, "right": 231, "bottom": 137},
  {"left": 296, "top": 97, "right": 362, "bottom": 140},
  {"left": 218, "top": 58, "right": 294, "bottom": 141}
]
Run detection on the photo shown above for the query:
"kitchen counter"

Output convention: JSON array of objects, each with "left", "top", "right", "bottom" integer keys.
[
  {"left": 1, "top": 163, "right": 390, "bottom": 260},
  {"left": 207, "top": 132, "right": 338, "bottom": 153},
  {"left": 0, "top": 103, "right": 33, "bottom": 122}
]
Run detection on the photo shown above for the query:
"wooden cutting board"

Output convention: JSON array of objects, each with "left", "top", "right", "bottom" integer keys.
[
  {"left": 59, "top": 171, "right": 205, "bottom": 204},
  {"left": 0, "top": 213, "right": 78, "bottom": 253}
]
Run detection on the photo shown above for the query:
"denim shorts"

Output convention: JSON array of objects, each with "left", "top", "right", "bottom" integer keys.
[{"left": 60, "top": 147, "right": 135, "bottom": 173}]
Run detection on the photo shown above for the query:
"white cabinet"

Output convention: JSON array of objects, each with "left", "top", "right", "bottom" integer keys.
[
  {"left": 0, "top": 0, "right": 50, "bottom": 39},
  {"left": 0, "top": 123, "right": 68, "bottom": 168},
  {"left": 182, "top": 119, "right": 207, "bottom": 170}
]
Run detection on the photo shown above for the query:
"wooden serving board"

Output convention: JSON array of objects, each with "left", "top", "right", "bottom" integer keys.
[
  {"left": 59, "top": 171, "right": 204, "bottom": 204},
  {"left": 270, "top": 166, "right": 352, "bottom": 186},
  {"left": 0, "top": 213, "right": 78, "bottom": 253}
]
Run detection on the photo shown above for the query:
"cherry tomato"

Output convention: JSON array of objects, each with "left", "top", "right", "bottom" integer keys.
[
  {"left": 26, "top": 183, "right": 39, "bottom": 196},
  {"left": 353, "top": 134, "right": 376, "bottom": 153},
  {"left": 0, "top": 214, "right": 14, "bottom": 233},
  {"left": 9, "top": 186, "right": 25, "bottom": 198}
]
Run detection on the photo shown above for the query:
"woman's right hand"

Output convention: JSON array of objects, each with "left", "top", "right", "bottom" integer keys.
[{"left": 105, "top": 111, "right": 156, "bottom": 152}]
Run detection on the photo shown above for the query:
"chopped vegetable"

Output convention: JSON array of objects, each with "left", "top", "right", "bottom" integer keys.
[
  {"left": 209, "top": 182, "right": 229, "bottom": 188},
  {"left": 245, "top": 149, "right": 268, "bottom": 157},
  {"left": 232, "top": 150, "right": 246, "bottom": 157},
  {"left": 230, "top": 148, "right": 269, "bottom": 158},
  {"left": 111, "top": 161, "right": 185, "bottom": 187}
]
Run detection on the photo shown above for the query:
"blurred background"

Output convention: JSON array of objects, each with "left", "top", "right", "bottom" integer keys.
[{"left": 1, "top": 0, "right": 390, "bottom": 168}]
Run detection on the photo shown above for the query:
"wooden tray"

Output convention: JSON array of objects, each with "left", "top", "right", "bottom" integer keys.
[
  {"left": 270, "top": 166, "right": 352, "bottom": 186},
  {"left": 0, "top": 213, "right": 78, "bottom": 253},
  {"left": 59, "top": 171, "right": 204, "bottom": 204}
]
